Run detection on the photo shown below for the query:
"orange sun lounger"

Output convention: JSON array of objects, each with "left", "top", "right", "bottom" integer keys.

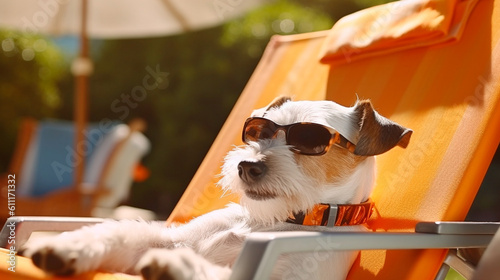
[{"left": 1, "top": 0, "right": 500, "bottom": 279}]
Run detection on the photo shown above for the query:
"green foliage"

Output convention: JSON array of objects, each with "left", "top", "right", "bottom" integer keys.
[
  {"left": 0, "top": 30, "right": 65, "bottom": 171},
  {"left": 221, "top": 0, "right": 334, "bottom": 57}
]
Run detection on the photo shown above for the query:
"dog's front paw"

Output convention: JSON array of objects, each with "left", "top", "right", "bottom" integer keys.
[
  {"left": 137, "top": 248, "right": 231, "bottom": 280},
  {"left": 21, "top": 237, "right": 101, "bottom": 275},
  {"left": 138, "top": 248, "right": 197, "bottom": 280},
  {"left": 28, "top": 246, "right": 77, "bottom": 276}
]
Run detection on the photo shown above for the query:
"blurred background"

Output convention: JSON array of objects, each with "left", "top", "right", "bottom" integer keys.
[{"left": 0, "top": 0, "right": 498, "bottom": 221}]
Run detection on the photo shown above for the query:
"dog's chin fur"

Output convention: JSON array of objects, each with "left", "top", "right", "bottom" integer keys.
[{"left": 219, "top": 138, "right": 377, "bottom": 226}]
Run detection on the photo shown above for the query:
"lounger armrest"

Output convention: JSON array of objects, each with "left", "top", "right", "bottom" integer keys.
[
  {"left": 0, "top": 216, "right": 105, "bottom": 250},
  {"left": 231, "top": 222, "right": 499, "bottom": 280},
  {"left": 415, "top": 221, "right": 500, "bottom": 235}
]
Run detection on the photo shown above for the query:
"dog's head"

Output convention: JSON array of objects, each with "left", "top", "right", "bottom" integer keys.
[{"left": 220, "top": 97, "right": 412, "bottom": 224}]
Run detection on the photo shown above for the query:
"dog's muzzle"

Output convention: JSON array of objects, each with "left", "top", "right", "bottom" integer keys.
[{"left": 238, "top": 161, "right": 267, "bottom": 184}]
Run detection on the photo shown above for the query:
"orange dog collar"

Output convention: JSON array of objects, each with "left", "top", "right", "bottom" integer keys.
[{"left": 286, "top": 200, "right": 374, "bottom": 227}]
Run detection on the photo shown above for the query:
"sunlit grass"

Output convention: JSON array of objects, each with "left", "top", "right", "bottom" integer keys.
[{"left": 445, "top": 268, "right": 466, "bottom": 280}]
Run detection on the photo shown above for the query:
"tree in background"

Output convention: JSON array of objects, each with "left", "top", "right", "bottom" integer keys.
[{"left": 0, "top": 30, "right": 65, "bottom": 171}]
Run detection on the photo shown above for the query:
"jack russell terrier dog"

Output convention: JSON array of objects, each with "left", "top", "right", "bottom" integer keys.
[{"left": 21, "top": 97, "right": 412, "bottom": 280}]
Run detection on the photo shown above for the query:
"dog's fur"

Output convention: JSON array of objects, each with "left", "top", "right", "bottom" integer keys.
[{"left": 21, "top": 97, "right": 412, "bottom": 280}]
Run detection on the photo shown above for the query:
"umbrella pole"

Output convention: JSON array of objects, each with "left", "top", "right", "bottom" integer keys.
[
  {"left": 73, "top": 0, "right": 91, "bottom": 194},
  {"left": 74, "top": 73, "right": 88, "bottom": 192}
]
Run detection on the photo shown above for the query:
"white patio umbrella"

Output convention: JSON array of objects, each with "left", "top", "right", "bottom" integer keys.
[{"left": 0, "top": 0, "right": 268, "bottom": 190}]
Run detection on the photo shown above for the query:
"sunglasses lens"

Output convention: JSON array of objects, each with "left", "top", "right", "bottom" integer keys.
[
  {"left": 288, "top": 124, "right": 331, "bottom": 155},
  {"left": 243, "top": 118, "right": 336, "bottom": 155},
  {"left": 243, "top": 119, "right": 276, "bottom": 142}
]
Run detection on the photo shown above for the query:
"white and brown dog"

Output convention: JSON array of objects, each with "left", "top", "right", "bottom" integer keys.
[{"left": 21, "top": 97, "right": 412, "bottom": 280}]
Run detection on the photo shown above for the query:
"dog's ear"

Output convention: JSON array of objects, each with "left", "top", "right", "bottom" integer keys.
[
  {"left": 353, "top": 100, "right": 413, "bottom": 156},
  {"left": 265, "top": 96, "right": 292, "bottom": 111}
]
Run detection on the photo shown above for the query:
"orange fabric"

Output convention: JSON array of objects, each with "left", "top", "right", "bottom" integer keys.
[
  {"left": 3, "top": 0, "right": 500, "bottom": 279},
  {"left": 168, "top": 0, "right": 500, "bottom": 279},
  {"left": 319, "top": 0, "right": 479, "bottom": 65},
  {"left": 328, "top": 0, "right": 500, "bottom": 278}
]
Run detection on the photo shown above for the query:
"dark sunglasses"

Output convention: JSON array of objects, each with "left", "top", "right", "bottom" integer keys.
[{"left": 242, "top": 117, "right": 356, "bottom": 155}]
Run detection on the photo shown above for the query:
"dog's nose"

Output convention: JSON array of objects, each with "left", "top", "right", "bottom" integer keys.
[{"left": 238, "top": 161, "right": 267, "bottom": 183}]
